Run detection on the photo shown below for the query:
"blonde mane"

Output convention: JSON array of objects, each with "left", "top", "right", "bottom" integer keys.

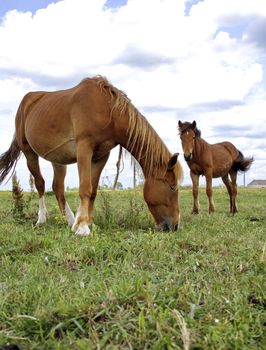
[{"left": 94, "top": 76, "right": 176, "bottom": 178}]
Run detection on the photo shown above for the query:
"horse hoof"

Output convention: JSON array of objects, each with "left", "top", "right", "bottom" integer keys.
[
  {"left": 36, "top": 217, "right": 47, "bottom": 225},
  {"left": 75, "top": 225, "right": 91, "bottom": 236},
  {"left": 36, "top": 212, "right": 48, "bottom": 225}
]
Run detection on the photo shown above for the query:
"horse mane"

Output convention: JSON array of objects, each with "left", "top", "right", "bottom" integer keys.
[
  {"left": 92, "top": 75, "right": 182, "bottom": 179},
  {"left": 179, "top": 121, "right": 201, "bottom": 138}
]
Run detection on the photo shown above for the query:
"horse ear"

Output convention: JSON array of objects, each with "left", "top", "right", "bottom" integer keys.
[
  {"left": 178, "top": 120, "right": 183, "bottom": 128},
  {"left": 167, "top": 153, "right": 179, "bottom": 170},
  {"left": 192, "top": 120, "right": 197, "bottom": 129}
]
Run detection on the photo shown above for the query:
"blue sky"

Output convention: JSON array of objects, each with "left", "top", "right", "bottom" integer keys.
[
  {"left": 0, "top": 0, "right": 60, "bottom": 18},
  {"left": 0, "top": 0, "right": 265, "bottom": 190},
  {"left": 0, "top": 0, "right": 127, "bottom": 18}
]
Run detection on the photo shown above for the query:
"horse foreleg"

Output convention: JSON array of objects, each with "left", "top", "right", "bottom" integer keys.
[
  {"left": 205, "top": 170, "right": 215, "bottom": 213},
  {"left": 24, "top": 148, "right": 48, "bottom": 224},
  {"left": 89, "top": 153, "right": 110, "bottom": 222},
  {"left": 229, "top": 170, "right": 238, "bottom": 214},
  {"left": 222, "top": 174, "right": 233, "bottom": 213},
  {"left": 52, "top": 163, "right": 75, "bottom": 226},
  {"left": 72, "top": 140, "right": 93, "bottom": 236},
  {"left": 190, "top": 171, "right": 200, "bottom": 214}
]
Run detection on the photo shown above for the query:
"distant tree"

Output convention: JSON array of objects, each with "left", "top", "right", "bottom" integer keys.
[
  {"left": 99, "top": 184, "right": 109, "bottom": 190},
  {"left": 116, "top": 181, "right": 123, "bottom": 190}
]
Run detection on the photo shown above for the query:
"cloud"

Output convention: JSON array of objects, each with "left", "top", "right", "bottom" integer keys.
[
  {"left": 211, "top": 120, "right": 266, "bottom": 140},
  {"left": 211, "top": 124, "right": 251, "bottom": 137},
  {"left": 0, "top": 108, "right": 12, "bottom": 115},
  {"left": 0, "top": 0, "right": 266, "bottom": 189},
  {"left": 176, "top": 99, "right": 244, "bottom": 117},
  {"left": 0, "top": 66, "right": 85, "bottom": 89},
  {"left": 0, "top": 0, "right": 263, "bottom": 105},
  {"left": 244, "top": 17, "right": 266, "bottom": 49},
  {"left": 114, "top": 45, "right": 175, "bottom": 68}
]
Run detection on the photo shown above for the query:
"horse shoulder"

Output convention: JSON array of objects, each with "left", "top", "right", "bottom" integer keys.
[{"left": 195, "top": 139, "right": 213, "bottom": 166}]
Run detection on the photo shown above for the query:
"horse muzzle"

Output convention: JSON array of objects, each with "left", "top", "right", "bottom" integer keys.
[
  {"left": 160, "top": 221, "right": 179, "bottom": 232},
  {"left": 184, "top": 153, "right": 192, "bottom": 162}
]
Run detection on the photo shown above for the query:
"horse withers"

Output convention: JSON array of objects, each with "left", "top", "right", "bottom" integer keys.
[
  {"left": 0, "top": 76, "right": 183, "bottom": 234},
  {"left": 178, "top": 120, "right": 253, "bottom": 214}
]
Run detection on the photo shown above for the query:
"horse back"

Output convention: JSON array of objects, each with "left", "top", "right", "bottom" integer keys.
[
  {"left": 214, "top": 141, "right": 238, "bottom": 158},
  {"left": 14, "top": 79, "right": 116, "bottom": 163}
]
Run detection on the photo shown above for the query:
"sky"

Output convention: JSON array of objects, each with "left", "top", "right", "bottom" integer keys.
[{"left": 0, "top": 0, "right": 265, "bottom": 191}]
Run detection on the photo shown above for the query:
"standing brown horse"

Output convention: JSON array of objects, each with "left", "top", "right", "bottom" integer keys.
[
  {"left": 0, "top": 76, "right": 183, "bottom": 235},
  {"left": 178, "top": 120, "right": 253, "bottom": 214}
]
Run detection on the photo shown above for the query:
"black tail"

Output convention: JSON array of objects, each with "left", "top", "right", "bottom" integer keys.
[
  {"left": 232, "top": 151, "right": 253, "bottom": 172},
  {"left": 0, "top": 136, "right": 21, "bottom": 184}
]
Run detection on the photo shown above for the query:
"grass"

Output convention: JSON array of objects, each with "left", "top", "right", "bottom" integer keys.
[{"left": 0, "top": 187, "right": 265, "bottom": 349}]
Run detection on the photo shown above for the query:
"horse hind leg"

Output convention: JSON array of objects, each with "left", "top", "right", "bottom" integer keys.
[
  {"left": 52, "top": 163, "right": 75, "bottom": 226},
  {"left": 24, "top": 148, "right": 48, "bottom": 225},
  {"left": 229, "top": 170, "right": 238, "bottom": 214},
  {"left": 205, "top": 170, "right": 215, "bottom": 213},
  {"left": 222, "top": 174, "right": 233, "bottom": 213}
]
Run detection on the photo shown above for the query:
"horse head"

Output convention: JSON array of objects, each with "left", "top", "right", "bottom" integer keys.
[
  {"left": 178, "top": 120, "right": 199, "bottom": 162},
  {"left": 143, "top": 153, "right": 182, "bottom": 231}
]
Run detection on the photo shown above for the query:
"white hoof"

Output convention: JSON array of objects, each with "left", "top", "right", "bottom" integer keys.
[
  {"left": 75, "top": 224, "right": 91, "bottom": 236},
  {"left": 36, "top": 210, "right": 48, "bottom": 225}
]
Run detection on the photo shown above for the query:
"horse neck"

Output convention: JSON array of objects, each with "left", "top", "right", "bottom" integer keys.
[
  {"left": 104, "top": 82, "right": 170, "bottom": 179},
  {"left": 114, "top": 116, "right": 169, "bottom": 179},
  {"left": 193, "top": 137, "right": 205, "bottom": 158}
]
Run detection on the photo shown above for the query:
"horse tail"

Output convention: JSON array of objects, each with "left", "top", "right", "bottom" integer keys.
[
  {"left": 232, "top": 150, "right": 253, "bottom": 172},
  {"left": 0, "top": 136, "right": 21, "bottom": 184}
]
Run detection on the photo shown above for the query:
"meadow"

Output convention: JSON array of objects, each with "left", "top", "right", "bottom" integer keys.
[{"left": 0, "top": 187, "right": 265, "bottom": 350}]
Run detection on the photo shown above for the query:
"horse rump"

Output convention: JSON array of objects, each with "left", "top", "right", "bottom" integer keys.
[{"left": 232, "top": 151, "right": 253, "bottom": 172}]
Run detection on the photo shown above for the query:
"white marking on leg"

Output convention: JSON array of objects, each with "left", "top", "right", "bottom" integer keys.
[
  {"left": 36, "top": 196, "right": 48, "bottom": 225},
  {"left": 72, "top": 219, "right": 91, "bottom": 236},
  {"left": 65, "top": 202, "right": 75, "bottom": 226},
  {"left": 71, "top": 206, "right": 91, "bottom": 236},
  {"left": 75, "top": 223, "right": 91, "bottom": 236}
]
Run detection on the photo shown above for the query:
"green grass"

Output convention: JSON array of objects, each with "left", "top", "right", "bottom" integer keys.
[{"left": 0, "top": 187, "right": 265, "bottom": 349}]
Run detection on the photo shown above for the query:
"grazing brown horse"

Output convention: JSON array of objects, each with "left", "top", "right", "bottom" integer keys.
[
  {"left": 178, "top": 120, "right": 253, "bottom": 214},
  {"left": 0, "top": 76, "right": 183, "bottom": 235}
]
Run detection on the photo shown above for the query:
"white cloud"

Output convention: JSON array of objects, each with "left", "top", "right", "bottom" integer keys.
[{"left": 0, "top": 0, "right": 266, "bottom": 190}]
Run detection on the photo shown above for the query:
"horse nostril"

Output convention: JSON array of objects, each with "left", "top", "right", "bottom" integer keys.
[
  {"left": 184, "top": 153, "right": 192, "bottom": 162},
  {"left": 174, "top": 223, "right": 179, "bottom": 231},
  {"left": 162, "top": 223, "right": 170, "bottom": 232}
]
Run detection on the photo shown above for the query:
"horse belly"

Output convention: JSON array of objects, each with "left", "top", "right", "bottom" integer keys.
[
  {"left": 43, "top": 141, "right": 77, "bottom": 164},
  {"left": 28, "top": 136, "right": 77, "bottom": 164},
  {"left": 24, "top": 109, "right": 77, "bottom": 164},
  {"left": 212, "top": 158, "right": 232, "bottom": 178}
]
